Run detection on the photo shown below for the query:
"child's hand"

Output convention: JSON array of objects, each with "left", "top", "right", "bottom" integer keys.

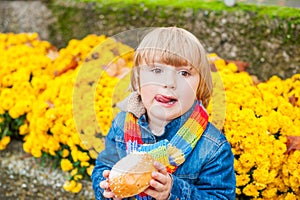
[
  {"left": 99, "top": 170, "right": 122, "bottom": 200},
  {"left": 143, "top": 161, "right": 173, "bottom": 200}
]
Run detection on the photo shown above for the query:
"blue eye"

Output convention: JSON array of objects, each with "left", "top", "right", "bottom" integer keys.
[{"left": 151, "top": 68, "right": 163, "bottom": 74}]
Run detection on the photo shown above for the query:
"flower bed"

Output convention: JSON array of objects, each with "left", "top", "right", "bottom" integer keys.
[
  {"left": 210, "top": 55, "right": 300, "bottom": 199},
  {"left": 0, "top": 33, "right": 299, "bottom": 199}
]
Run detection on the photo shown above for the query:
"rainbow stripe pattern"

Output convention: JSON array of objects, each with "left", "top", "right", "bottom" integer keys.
[{"left": 124, "top": 101, "right": 209, "bottom": 174}]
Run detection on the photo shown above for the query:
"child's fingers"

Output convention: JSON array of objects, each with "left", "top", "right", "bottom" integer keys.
[
  {"left": 149, "top": 178, "right": 165, "bottom": 191},
  {"left": 99, "top": 180, "right": 109, "bottom": 189},
  {"left": 102, "top": 170, "right": 110, "bottom": 178},
  {"left": 143, "top": 186, "right": 158, "bottom": 197},
  {"left": 144, "top": 179, "right": 170, "bottom": 199},
  {"left": 154, "top": 161, "right": 167, "bottom": 174},
  {"left": 152, "top": 171, "right": 168, "bottom": 185},
  {"left": 147, "top": 162, "right": 173, "bottom": 199},
  {"left": 100, "top": 180, "right": 118, "bottom": 198},
  {"left": 100, "top": 170, "right": 119, "bottom": 198},
  {"left": 153, "top": 161, "right": 170, "bottom": 184},
  {"left": 103, "top": 190, "right": 116, "bottom": 198}
]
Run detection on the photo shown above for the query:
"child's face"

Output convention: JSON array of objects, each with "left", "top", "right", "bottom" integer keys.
[{"left": 138, "top": 62, "right": 200, "bottom": 123}]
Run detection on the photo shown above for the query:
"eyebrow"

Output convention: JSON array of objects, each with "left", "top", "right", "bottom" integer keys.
[
  {"left": 152, "top": 62, "right": 192, "bottom": 69},
  {"left": 176, "top": 66, "right": 194, "bottom": 71}
]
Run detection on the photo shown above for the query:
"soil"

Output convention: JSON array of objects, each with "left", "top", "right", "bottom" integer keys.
[{"left": 0, "top": 140, "right": 95, "bottom": 200}]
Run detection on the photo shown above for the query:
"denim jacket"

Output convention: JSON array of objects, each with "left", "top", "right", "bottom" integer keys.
[{"left": 91, "top": 103, "right": 236, "bottom": 200}]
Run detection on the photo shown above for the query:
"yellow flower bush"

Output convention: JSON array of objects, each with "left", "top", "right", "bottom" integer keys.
[
  {"left": 5, "top": 33, "right": 133, "bottom": 193},
  {"left": 1, "top": 33, "right": 300, "bottom": 198},
  {"left": 22, "top": 34, "right": 123, "bottom": 191},
  {"left": 73, "top": 37, "right": 133, "bottom": 159},
  {"left": 0, "top": 32, "right": 53, "bottom": 150},
  {"left": 209, "top": 54, "right": 300, "bottom": 199}
]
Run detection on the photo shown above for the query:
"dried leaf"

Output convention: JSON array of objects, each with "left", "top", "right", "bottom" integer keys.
[
  {"left": 288, "top": 95, "right": 298, "bottom": 106},
  {"left": 111, "top": 48, "right": 119, "bottom": 56},
  {"left": 47, "top": 49, "right": 59, "bottom": 61},
  {"left": 251, "top": 75, "right": 261, "bottom": 85},
  {"left": 105, "top": 63, "right": 118, "bottom": 77},
  {"left": 54, "top": 56, "right": 78, "bottom": 76},
  {"left": 286, "top": 136, "right": 300, "bottom": 153},
  {"left": 210, "top": 63, "right": 218, "bottom": 72},
  {"left": 225, "top": 60, "right": 250, "bottom": 72},
  {"left": 104, "top": 58, "right": 130, "bottom": 78},
  {"left": 46, "top": 100, "right": 54, "bottom": 108}
]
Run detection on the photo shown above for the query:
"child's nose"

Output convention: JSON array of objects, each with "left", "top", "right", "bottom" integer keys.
[{"left": 163, "top": 70, "right": 176, "bottom": 89}]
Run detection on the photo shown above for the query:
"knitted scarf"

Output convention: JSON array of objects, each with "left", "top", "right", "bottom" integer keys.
[{"left": 124, "top": 101, "right": 209, "bottom": 200}]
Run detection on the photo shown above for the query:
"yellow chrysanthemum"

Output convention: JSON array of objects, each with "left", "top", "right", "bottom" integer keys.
[
  {"left": 80, "top": 161, "right": 90, "bottom": 168},
  {"left": 61, "top": 149, "right": 70, "bottom": 158},
  {"left": 86, "top": 165, "right": 94, "bottom": 177},
  {"left": 61, "top": 159, "right": 73, "bottom": 172},
  {"left": 71, "top": 182, "right": 82, "bottom": 193},
  {"left": 0, "top": 136, "right": 11, "bottom": 150},
  {"left": 63, "top": 180, "right": 76, "bottom": 191},
  {"left": 242, "top": 183, "right": 260, "bottom": 198}
]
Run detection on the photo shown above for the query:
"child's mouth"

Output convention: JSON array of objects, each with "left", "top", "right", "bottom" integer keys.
[{"left": 155, "top": 95, "right": 177, "bottom": 105}]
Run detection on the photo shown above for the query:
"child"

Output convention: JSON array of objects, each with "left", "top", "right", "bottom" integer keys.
[{"left": 91, "top": 27, "right": 236, "bottom": 200}]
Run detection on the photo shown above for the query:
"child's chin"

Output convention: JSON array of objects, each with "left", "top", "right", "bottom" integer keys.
[{"left": 149, "top": 108, "right": 181, "bottom": 122}]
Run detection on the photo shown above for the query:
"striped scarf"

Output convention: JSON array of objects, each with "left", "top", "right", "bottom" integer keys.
[{"left": 124, "top": 101, "right": 209, "bottom": 200}]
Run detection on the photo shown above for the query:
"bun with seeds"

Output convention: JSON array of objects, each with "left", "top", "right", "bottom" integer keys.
[{"left": 108, "top": 152, "right": 157, "bottom": 198}]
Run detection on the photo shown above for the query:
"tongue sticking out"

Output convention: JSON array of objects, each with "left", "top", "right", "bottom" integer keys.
[{"left": 155, "top": 95, "right": 177, "bottom": 104}]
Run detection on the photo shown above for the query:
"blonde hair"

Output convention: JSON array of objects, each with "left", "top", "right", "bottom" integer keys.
[{"left": 131, "top": 27, "right": 212, "bottom": 108}]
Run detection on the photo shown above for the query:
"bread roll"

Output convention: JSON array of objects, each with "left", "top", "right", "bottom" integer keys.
[{"left": 108, "top": 152, "right": 156, "bottom": 198}]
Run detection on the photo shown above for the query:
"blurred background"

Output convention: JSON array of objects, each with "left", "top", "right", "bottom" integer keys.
[{"left": 1, "top": 0, "right": 299, "bottom": 81}]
